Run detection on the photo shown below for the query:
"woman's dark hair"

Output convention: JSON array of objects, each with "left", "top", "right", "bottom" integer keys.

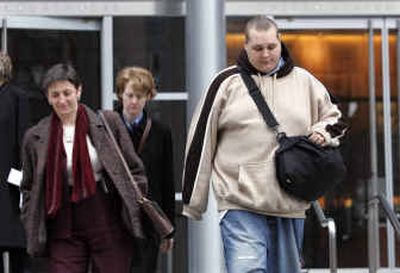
[{"left": 42, "top": 63, "right": 82, "bottom": 92}]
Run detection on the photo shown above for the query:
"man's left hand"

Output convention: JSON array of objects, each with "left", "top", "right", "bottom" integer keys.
[{"left": 308, "top": 132, "right": 326, "bottom": 147}]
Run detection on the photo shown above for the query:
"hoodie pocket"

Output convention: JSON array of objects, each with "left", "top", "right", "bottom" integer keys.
[
  {"left": 235, "top": 160, "right": 276, "bottom": 208},
  {"left": 235, "top": 160, "right": 308, "bottom": 213}
]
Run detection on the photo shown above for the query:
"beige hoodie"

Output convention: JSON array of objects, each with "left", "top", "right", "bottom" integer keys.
[{"left": 182, "top": 65, "right": 344, "bottom": 220}]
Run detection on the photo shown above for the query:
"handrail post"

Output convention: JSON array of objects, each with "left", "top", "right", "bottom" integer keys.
[
  {"left": 327, "top": 219, "right": 337, "bottom": 273},
  {"left": 2, "top": 251, "right": 9, "bottom": 273},
  {"left": 376, "top": 195, "right": 400, "bottom": 238},
  {"left": 311, "top": 201, "right": 338, "bottom": 273},
  {"left": 367, "top": 194, "right": 400, "bottom": 273}
]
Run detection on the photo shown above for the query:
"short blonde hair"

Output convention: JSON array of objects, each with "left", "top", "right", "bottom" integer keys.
[
  {"left": 0, "top": 52, "right": 12, "bottom": 83},
  {"left": 116, "top": 66, "right": 157, "bottom": 101}
]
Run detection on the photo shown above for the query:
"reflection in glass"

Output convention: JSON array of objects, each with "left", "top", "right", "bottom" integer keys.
[
  {"left": 113, "top": 17, "right": 185, "bottom": 93},
  {"left": 8, "top": 29, "right": 100, "bottom": 124}
]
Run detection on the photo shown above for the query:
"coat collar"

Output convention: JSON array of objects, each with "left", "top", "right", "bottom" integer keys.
[
  {"left": 29, "top": 105, "right": 111, "bottom": 185},
  {"left": 86, "top": 107, "right": 109, "bottom": 152},
  {"left": 31, "top": 104, "right": 103, "bottom": 142}
]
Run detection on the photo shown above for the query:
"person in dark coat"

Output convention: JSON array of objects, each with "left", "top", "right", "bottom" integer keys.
[
  {"left": 115, "top": 66, "right": 175, "bottom": 273},
  {"left": 20, "top": 63, "right": 148, "bottom": 273},
  {"left": 0, "top": 52, "right": 29, "bottom": 273}
]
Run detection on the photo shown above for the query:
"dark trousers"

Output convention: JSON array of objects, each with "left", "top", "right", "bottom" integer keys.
[
  {"left": 131, "top": 236, "right": 160, "bottom": 273},
  {"left": 47, "top": 187, "right": 134, "bottom": 273}
]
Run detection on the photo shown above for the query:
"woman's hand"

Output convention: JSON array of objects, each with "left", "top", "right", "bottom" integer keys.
[
  {"left": 308, "top": 132, "right": 326, "bottom": 147},
  {"left": 159, "top": 238, "right": 174, "bottom": 253}
]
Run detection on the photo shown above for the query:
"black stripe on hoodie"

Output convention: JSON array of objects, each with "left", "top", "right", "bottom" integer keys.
[{"left": 183, "top": 67, "right": 239, "bottom": 204}]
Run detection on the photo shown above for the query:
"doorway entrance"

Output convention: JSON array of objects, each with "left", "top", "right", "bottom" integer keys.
[
  {"left": 226, "top": 16, "right": 400, "bottom": 270},
  {"left": 1, "top": 16, "right": 103, "bottom": 125}
]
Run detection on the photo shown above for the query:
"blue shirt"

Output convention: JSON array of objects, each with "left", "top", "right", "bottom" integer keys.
[{"left": 123, "top": 111, "right": 144, "bottom": 133}]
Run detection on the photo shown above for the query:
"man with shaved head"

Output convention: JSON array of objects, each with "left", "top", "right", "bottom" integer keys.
[{"left": 182, "top": 16, "right": 346, "bottom": 273}]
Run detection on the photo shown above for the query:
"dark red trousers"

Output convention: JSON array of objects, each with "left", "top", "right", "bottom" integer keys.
[{"left": 47, "top": 186, "right": 134, "bottom": 273}]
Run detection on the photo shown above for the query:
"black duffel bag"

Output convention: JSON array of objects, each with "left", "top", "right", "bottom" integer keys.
[
  {"left": 240, "top": 69, "right": 346, "bottom": 202},
  {"left": 275, "top": 133, "right": 346, "bottom": 201}
]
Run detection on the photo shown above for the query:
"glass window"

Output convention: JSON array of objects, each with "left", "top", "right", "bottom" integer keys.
[
  {"left": 8, "top": 28, "right": 101, "bottom": 125},
  {"left": 113, "top": 17, "right": 185, "bottom": 92},
  {"left": 147, "top": 100, "right": 186, "bottom": 191},
  {"left": 113, "top": 17, "right": 187, "bottom": 273}
]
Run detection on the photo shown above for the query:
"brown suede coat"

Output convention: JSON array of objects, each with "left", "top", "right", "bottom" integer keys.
[{"left": 20, "top": 106, "right": 147, "bottom": 257}]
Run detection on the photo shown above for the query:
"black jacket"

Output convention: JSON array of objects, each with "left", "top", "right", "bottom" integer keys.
[
  {"left": 119, "top": 110, "right": 175, "bottom": 227},
  {"left": 0, "top": 83, "right": 30, "bottom": 248}
]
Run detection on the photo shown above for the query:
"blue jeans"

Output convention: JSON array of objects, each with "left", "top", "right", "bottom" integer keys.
[{"left": 220, "top": 210, "right": 304, "bottom": 273}]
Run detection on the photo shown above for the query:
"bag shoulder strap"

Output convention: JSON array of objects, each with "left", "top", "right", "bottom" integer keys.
[
  {"left": 100, "top": 110, "right": 119, "bottom": 133},
  {"left": 137, "top": 118, "right": 152, "bottom": 154},
  {"left": 239, "top": 69, "right": 280, "bottom": 130},
  {"left": 98, "top": 110, "right": 144, "bottom": 201}
]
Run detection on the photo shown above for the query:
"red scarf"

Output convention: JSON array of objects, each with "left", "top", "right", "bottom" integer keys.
[{"left": 46, "top": 104, "right": 97, "bottom": 218}]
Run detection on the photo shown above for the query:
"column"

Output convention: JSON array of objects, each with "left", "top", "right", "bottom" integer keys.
[
  {"left": 101, "top": 16, "right": 114, "bottom": 110},
  {"left": 185, "top": 0, "right": 226, "bottom": 272}
]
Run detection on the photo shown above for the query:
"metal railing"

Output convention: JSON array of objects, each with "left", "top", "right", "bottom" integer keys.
[
  {"left": 2, "top": 252, "right": 9, "bottom": 273},
  {"left": 368, "top": 194, "right": 400, "bottom": 273},
  {"left": 311, "top": 201, "right": 338, "bottom": 273},
  {"left": 373, "top": 194, "right": 400, "bottom": 238}
]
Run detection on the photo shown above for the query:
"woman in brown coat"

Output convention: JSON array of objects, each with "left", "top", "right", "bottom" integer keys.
[{"left": 20, "top": 63, "right": 147, "bottom": 273}]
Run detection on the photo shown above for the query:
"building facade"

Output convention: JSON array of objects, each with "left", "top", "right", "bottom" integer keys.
[{"left": 1, "top": 1, "right": 400, "bottom": 272}]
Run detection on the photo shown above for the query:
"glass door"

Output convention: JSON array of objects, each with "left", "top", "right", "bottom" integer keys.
[
  {"left": 1, "top": 16, "right": 102, "bottom": 272},
  {"left": 226, "top": 16, "right": 400, "bottom": 270},
  {"left": 1, "top": 16, "right": 102, "bottom": 125},
  {"left": 278, "top": 18, "right": 400, "bottom": 270}
]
